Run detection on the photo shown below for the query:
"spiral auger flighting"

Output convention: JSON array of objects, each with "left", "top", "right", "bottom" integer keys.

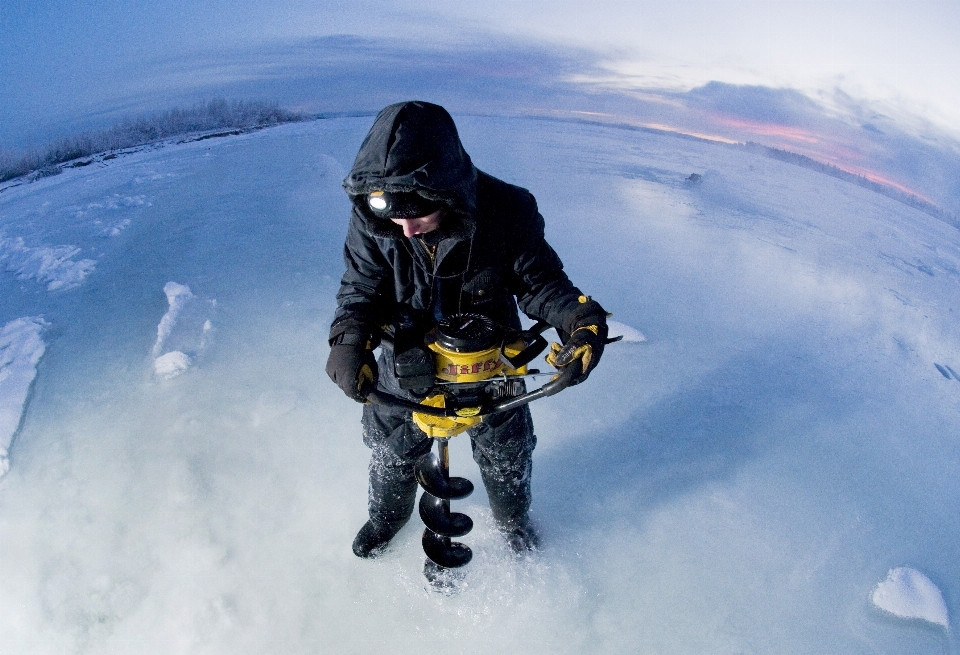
[{"left": 415, "top": 438, "right": 474, "bottom": 589}]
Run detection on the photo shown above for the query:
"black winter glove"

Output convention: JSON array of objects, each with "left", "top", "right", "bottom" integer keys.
[
  {"left": 325, "top": 332, "right": 378, "bottom": 403},
  {"left": 546, "top": 296, "right": 609, "bottom": 385}
]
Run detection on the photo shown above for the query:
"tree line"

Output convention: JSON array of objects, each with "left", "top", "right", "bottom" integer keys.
[{"left": 0, "top": 99, "right": 306, "bottom": 184}]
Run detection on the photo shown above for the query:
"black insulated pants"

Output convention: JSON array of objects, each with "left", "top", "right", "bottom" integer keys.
[{"left": 361, "top": 399, "right": 537, "bottom": 532}]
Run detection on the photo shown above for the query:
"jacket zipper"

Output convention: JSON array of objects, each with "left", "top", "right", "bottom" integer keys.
[
  {"left": 416, "top": 236, "right": 437, "bottom": 265},
  {"left": 414, "top": 236, "right": 439, "bottom": 319}
]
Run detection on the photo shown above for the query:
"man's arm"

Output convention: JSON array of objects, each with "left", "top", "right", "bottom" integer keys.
[
  {"left": 326, "top": 211, "right": 391, "bottom": 402},
  {"left": 330, "top": 211, "right": 391, "bottom": 342},
  {"left": 511, "top": 200, "right": 609, "bottom": 384},
  {"left": 511, "top": 205, "right": 605, "bottom": 335}
]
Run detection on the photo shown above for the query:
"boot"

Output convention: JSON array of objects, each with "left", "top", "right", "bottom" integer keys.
[
  {"left": 498, "top": 514, "right": 541, "bottom": 554},
  {"left": 352, "top": 520, "right": 405, "bottom": 559}
]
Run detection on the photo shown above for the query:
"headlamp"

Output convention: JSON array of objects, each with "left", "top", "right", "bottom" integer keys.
[
  {"left": 368, "top": 191, "right": 388, "bottom": 211},
  {"left": 364, "top": 190, "right": 442, "bottom": 219}
]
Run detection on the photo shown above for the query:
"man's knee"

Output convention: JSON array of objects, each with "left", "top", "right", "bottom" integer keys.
[
  {"left": 470, "top": 406, "right": 536, "bottom": 471},
  {"left": 362, "top": 404, "right": 433, "bottom": 463}
]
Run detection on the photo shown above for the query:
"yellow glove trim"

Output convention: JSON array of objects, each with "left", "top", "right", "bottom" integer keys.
[
  {"left": 358, "top": 364, "right": 375, "bottom": 390},
  {"left": 545, "top": 342, "right": 563, "bottom": 367},
  {"left": 545, "top": 341, "right": 593, "bottom": 374},
  {"left": 572, "top": 344, "right": 593, "bottom": 373},
  {"left": 573, "top": 325, "right": 599, "bottom": 336}
]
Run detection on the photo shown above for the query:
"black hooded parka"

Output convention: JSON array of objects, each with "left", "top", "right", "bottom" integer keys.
[{"left": 333, "top": 101, "right": 600, "bottom": 344}]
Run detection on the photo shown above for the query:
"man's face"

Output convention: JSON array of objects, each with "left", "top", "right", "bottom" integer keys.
[{"left": 390, "top": 210, "right": 443, "bottom": 238}]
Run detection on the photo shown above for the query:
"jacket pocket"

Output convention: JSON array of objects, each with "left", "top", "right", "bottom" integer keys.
[{"left": 462, "top": 267, "right": 502, "bottom": 305}]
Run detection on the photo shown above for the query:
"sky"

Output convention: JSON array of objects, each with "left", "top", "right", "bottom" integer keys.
[
  {"left": 1, "top": 2, "right": 959, "bottom": 217},
  {"left": 2, "top": 0, "right": 959, "bottom": 146}
]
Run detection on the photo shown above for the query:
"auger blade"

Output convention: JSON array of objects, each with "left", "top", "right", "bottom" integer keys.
[
  {"left": 414, "top": 453, "right": 473, "bottom": 500},
  {"left": 422, "top": 528, "right": 473, "bottom": 568},
  {"left": 418, "top": 493, "right": 473, "bottom": 538}
]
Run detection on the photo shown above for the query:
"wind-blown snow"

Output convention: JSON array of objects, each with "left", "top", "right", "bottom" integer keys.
[
  {"left": 1, "top": 117, "right": 959, "bottom": 655},
  {"left": 607, "top": 319, "right": 646, "bottom": 342},
  {"left": 152, "top": 281, "right": 214, "bottom": 379},
  {"left": 0, "top": 317, "right": 47, "bottom": 476},
  {"left": 73, "top": 193, "right": 148, "bottom": 238},
  {"left": 872, "top": 567, "right": 949, "bottom": 628},
  {"left": 0, "top": 235, "right": 96, "bottom": 291}
]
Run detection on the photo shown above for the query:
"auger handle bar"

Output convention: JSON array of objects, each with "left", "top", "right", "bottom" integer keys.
[{"left": 365, "top": 363, "right": 579, "bottom": 418}]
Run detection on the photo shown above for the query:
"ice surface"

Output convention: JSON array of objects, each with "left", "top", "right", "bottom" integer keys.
[
  {"left": 1, "top": 117, "right": 959, "bottom": 655},
  {"left": 0, "top": 317, "right": 47, "bottom": 476},
  {"left": 872, "top": 567, "right": 949, "bottom": 628}
]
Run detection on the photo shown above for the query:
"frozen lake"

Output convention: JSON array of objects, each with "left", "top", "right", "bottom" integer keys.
[{"left": 1, "top": 115, "right": 958, "bottom": 653}]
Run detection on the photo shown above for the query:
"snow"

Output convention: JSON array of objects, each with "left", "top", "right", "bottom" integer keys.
[
  {"left": 0, "top": 235, "right": 96, "bottom": 291},
  {"left": 0, "top": 317, "right": 47, "bottom": 476},
  {"left": 152, "top": 281, "right": 214, "bottom": 377},
  {"left": 153, "top": 350, "right": 192, "bottom": 379},
  {"left": 0, "top": 117, "right": 958, "bottom": 654},
  {"left": 607, "top": 319, "right": 646, "bottom": 343},
  {"left": 872, "top": 567, "right": 949, "bottom": 628}
]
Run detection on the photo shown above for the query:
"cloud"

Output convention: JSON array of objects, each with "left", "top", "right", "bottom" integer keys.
[
  {"left": 2, "top": 4, "right": 959, "bottom": 220},
  {"left": 684, "top": 82, "right": 823, "bottom": 127}
]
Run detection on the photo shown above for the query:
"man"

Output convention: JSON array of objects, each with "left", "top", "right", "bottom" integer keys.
[{"left": 326, "top": 101, "right": 608, "bottom": 558}]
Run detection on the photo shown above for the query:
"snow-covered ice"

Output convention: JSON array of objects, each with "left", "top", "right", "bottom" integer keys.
[
  {"left": 0, "top": 117, "right": 958, "bottom": 655},
  {"left": 73, "top": 194, "right": 148, "bottom": 236},
  {"left": 872, "top": 567, "right": 949, "bottom": 629},
  {"left": 0, "top": 317, "right": 47, "bottom": 476},
  {"left": 153, "top": 350, "right": 192, "bottom": 379}
]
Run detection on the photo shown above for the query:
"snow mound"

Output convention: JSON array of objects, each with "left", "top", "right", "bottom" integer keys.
[
  {"left": 0, "top": 317, "right": 48, "bottom": 476},
  {"left": 0, "top": 235, "right": 96, "bottom": 291},
  {"left": 152, "top": 282, "right": 214, "bottom": 379},
  {"left": 154, "top": 351, "right": 192, "bottom": 379},
  {"left": 871, "top": 567, "right": 949, "bottom": 628},
  {"left": 607, "top": 320, "right": 647, "bottom": 343}
]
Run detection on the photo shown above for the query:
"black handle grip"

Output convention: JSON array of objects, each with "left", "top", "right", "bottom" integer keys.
[
  {"left": 365, "top": 363, "right": 578, "bottom": 418},
  {"left": 365, "top": 389, "right": 459, "bottom": 417}
]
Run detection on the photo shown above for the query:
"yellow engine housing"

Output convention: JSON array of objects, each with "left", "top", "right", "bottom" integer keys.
[
  {"left": 430, "top": 341, "right": 505, "bottom": 382},
  {"left": 412, "top": 337, "right": 528, "bottom": 438}
]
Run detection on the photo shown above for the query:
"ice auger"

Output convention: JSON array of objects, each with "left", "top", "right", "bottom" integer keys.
[{"left": 367, "top": 313, "right": 580, "bottom": 588}]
